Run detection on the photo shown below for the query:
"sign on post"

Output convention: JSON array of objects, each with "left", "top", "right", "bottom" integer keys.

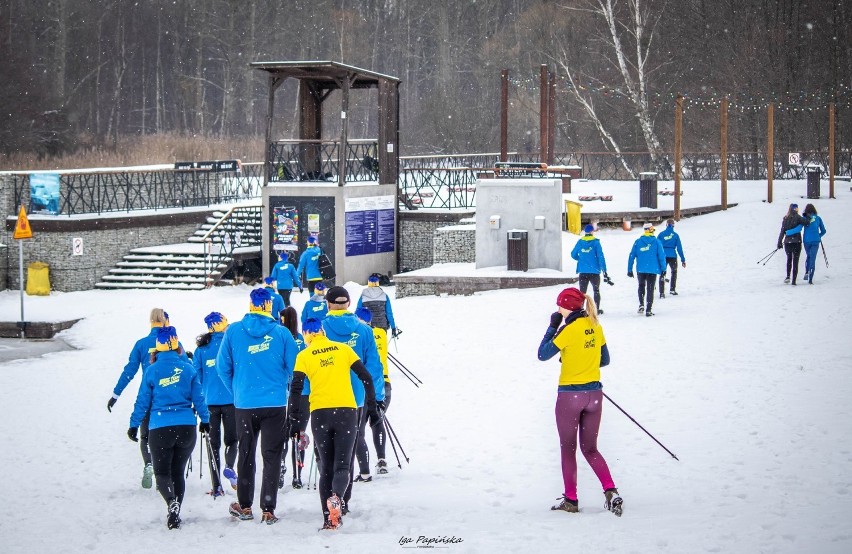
[
  {"left": 788, "top": 153, "right": 801, "bottom": 166},
  {"left": 13, "top": 206, "right": 33, "bottom": 239}
]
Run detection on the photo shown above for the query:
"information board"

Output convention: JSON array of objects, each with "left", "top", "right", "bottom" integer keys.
[{"left": 344, "top": 195, "right": 395, "bottom": 257}]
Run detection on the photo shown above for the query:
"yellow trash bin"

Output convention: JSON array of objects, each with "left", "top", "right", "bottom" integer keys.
[
  {"left": 565, "top": 200, "right": 583, "bottom": 235},
  {"left": 26, "top": 261, "right": 51, "bottom": 296}
]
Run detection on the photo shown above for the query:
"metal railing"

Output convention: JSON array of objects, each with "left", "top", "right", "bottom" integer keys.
[
  {"left": 268, "top": 139, "right": 379, "bottom": 183},
  {"left": 199, "top": 204, "right": 264, "bottom": 287}
]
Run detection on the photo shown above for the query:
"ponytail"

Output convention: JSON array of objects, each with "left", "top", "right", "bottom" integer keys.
[{"left": 584, "top": 292, "right": 599, "bottom": 326}]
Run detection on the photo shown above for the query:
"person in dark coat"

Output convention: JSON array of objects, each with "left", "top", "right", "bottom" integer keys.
[{"left": 776, "top": 203, "right": 810, "bottom": 285}]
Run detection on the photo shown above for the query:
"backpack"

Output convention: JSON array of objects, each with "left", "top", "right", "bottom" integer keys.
[{"left": 318, "top": 252, "right": 335, "bottom": 280}]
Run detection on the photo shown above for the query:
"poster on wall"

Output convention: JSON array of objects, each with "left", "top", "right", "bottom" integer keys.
[
  {"left": 272, "top": 206, "right": 299, "bottom": 259},
  {"left": 30, "top": 173, "right": 61, "bottom": 215},
  {"left": 344, "top": 195, "right": 395, "bottom": 257},
  {"left": 308, "top": 213, "right": 320, "bottom": 245}
]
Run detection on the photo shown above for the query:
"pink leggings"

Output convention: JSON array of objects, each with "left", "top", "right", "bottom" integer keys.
[{"left": 555, "top": 390, "right": 615, "bottom": 501}]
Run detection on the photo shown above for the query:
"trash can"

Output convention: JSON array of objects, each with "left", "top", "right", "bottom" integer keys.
[
  {"left": 26, "top": 261, "right": 51, "bottom": 296},
  {"left": 507, "top": 230, "right": 529, "bottom": 272},
  {"left": 564, "top": 200, "right": 582, "bottom": 234},
  {"left": 806, "top": 165, "right": 821, "bottom": 199},
  {"left": 639, "top": 172, "right": 658, "bottom": 209}
]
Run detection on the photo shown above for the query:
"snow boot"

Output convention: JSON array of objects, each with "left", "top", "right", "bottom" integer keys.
[
  {"left": 604, "top": 488, "right": 623, "bottom": 517},
  {"left": 551, "top": 495, "right": 579, "bottom": 513},
  {"left": 141, "top": 463, "right": 154, "bottom": 489},
  {"left": 166, "top": 499, "right": 181, "bottom": 529},
  {"left": 261, "top": 511, "right": 279, "bottom": 525},
  {"left": 229, "top": 502, "right": 254, "bottom": 521},
  {"left": 326, "top": 494, "right": 343, "bottom": 529},
  {"left": 376, "top": 459, "right": 388, "bottom": 475},
  {"left": 223, "top": 467, "right": 238, "bottom": 490}
]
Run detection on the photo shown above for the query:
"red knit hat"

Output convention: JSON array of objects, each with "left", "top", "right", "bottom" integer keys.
[{"left": 556, "top": 287, "right": 586, "bottom": 311}]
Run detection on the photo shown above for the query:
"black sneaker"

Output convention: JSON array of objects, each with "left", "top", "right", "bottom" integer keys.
[
  {"left": 670, "top": 290, "right": 678, "bottom": 296},
  {"left": 659, "top": 292, "right": 665, "bottom": 299},
  {"left": 167, "top": 499, "right": 181, "bottom": 529},
  {"left": 354, "top": 474, "right": 372, "bottom": 483},
  {"left": 784, "top": 277, "right": 790, "bottom": 283},
  {"left": 645, "top": 311, "right": 654, "bottom": 317},
  {"left": 597, "top": 309, "right": 604, "bottom": 315},
  {"left": 292, "top": 478, "right": 303, "bottom": 490},
  {"left": 376, "top": 459, "right": 389, "bottom": 475},
  {"left": 551, "top": 495, "right": 579, "bottom": 513},
  {"left": 638, "top": 305, "right": 645, "bottom": 314},
  {"left": 604, "top": 488, "right": 623, "bottom": 517}
]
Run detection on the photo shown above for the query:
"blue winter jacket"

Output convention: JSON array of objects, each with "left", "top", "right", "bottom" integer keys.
[
  {"left": 297, "top": 246, "right": 323, "bottom": 281},
  {"left": 301, "top": 295, "right": 329, "bottom": 327},
  {"left": 216, "top": 312, "right": 298, "bottom": 409},
  {"left": 628, "top": 233, "right": 667, "bottom": 275},
  {"left": 129, "top": 351, "right": 208, "bottom": 430},
  {"left": 270, "top": 260, "right": 302, "bottom": 290},
  {"left": 570, "top": 235, "right": 607, "bottom": 274},
  {"left": 657, "top": 226, "right": 686, "bottom": 262},
  {"left": 292, "top": 332, "right": 311, "bottom": 395},
  {"left": 113, "top": 327, "right": 189, "bottom": 397},
  {"left": 192, "top": 332, "right": 234, "bottom": 406},
  {"left": 322, "top": 310, "right": 385, "bottom": 404},
  {"left": 264, "top": 286, "right": 286, "bottom": 320},
  {"left": 802, "top": 215, "right": 826, "bottom": 244}
]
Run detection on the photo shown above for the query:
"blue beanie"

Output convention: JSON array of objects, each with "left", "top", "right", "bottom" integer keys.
[
  {"left": 204, "top": 312, "right": 228, "bottom": 332},
  {"left": 307, "top": 235, "right": 317, "bottom": 244},
  {"left": 355, "top": 307, "right": 373, "bottom": 323},
  {"left": 314, "top": 281, "right": 327, "bottom": 291},
  {"left": 264, "top": 276, "right": 275, "bottom": 286},
  {"left": 303, "top": 318, "right": 323, "bottom": 334},
  {"left": 250, "top": 288, "right": 272, "bottom": 313},
  {"left": 583, "top": 224, "right": 594, "bottom": 234},
  {"left": 155, "top": 326, "right": 179, "bottom": 352}
]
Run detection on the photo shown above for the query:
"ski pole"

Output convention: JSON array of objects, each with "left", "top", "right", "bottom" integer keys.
[
  {"left": 388, "top": 356, "right": 420, "bottom": 388},
  {"left": 185, "top": 452, "right": 193, "bottom": 478},
  {"left": 384, "top": 416, "right": 410, "bottom": 464},
  {"left": 307, "top": 446, "right": 315, "bottom": 491},
  {"left": 312, "top": 448, "right": 319, "bottom": 490},
  {"left": 199, "top": 432, "right": 204, "bottom": 480},
  {"left": 821, "top": 242, "right": 829, "bottom": 268},
  {"left": 204, "top": 432, "right": 221, "bottom": 493},
  {"left": 388, "top": 353, "right": 423, "bottom": 384},
  {"left": 603, "top": 392, "right": 679, "bottom": 461},
  {"left": 757, "top": 248, "right": 780, "bottom": 265},
  {"left": 384, "top": 419, "right": 402, "bottom": 469}
]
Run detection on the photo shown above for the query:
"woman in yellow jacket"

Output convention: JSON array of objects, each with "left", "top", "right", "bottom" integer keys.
[{"left": 537, "top": 287, "right": 622, "bottom": 517}]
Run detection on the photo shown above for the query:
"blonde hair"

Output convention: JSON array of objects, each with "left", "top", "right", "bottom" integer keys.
[
  {"left": 149, "top": 308, "right": 169, "bottom": 326},
  {"left": 583, "top": 293, "right": 599, "bottom": 326}
]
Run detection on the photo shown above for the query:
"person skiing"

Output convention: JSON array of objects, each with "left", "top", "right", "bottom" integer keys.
[
  {"left": 656, "top": 219, "right": 686, "bottom": 297},
  {"left": 777, "top": 203, "right": 810, "bottom": 285},
  {"left": 128, "top": 326, "right": 209, "bottom": 529},
  {"left": 570, "top": 224, "right": 609, "bottom": 314},
  {"left": 262, "top": 277, "right": 286, "bottom": 320},
  {"left": 786, "top": 203, "right": 826, "bottom": 285},
  {"left": 279, "top": 306, "right": 310, "bottom": 489},
  {"left": 536, "top": 287, "right": 622, "bottom": 517},
  {"left": 108, "top": 308, "right": 189, "bottom": 488},
  {"left": 287, "top": 317, "right": 381, "bottom": 530},
  {"left": 356, "top": 274, "right": 399, "bottom": 335},
  {"left": 193, "top": 312, "right": 237, "bottom": 497},
  {"left": 270, "top": 252, "right": 302, "bottom": 307},
  {"left": 216, "top": 288, "right": 299, "bottom": 525},
  {"left": 297, "top": 235, "right": 324, "bottom": 294},
  {"left": 627, "top": 223, "right": 667, "bottom": 316},
  {"left": 301, "top": 281, "right": 329, "bottom": 328},
  {"left": 355, "top": 307, "right": 391, "bottom": 475},
  {"left": 321, "top": 286, "right": 385, "bottom": 509}
]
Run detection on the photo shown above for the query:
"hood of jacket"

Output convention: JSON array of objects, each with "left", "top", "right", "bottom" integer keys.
[
  {"left": 323, "top": 311, "right": 362, "bottom": 336},
  {"left": 241, "top": 312, "right": 279, "bottom": 338},
  {"left": 360, "top": 287, "right": 387, "bottom": 301}
]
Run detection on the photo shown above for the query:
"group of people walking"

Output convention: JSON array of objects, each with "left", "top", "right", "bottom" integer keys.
[
  {"left": 107, "top": 269, "right": 400, "bottom": 531},
  {"left": 777, "top": 203, "right": 827, "bottom": 285}
]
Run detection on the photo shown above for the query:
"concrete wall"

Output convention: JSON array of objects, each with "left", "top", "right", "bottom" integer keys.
[
  {"left": 434, "top": 225, "right": 475, "bottom": 264},
  {"left": 475, "top": 178, "right": 563, "bottom": 271},
  {"left": 398, "top": 211, "right": 475, "bottom": 271}
]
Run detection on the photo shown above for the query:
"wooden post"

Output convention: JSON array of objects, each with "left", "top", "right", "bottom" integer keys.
[
  {"left": 829, "top": 101, "right": 835, "bottom": 199},
  {"left": 263, "top": 76, "right": 278, "bottom": 186},
  {"left": 767, "top": 103, "right": 774, "bottom": 203},
  {"left": 720, "top": 98, "right": 728, "bottom": 210},
  {"left": 540, "top": 64, "right": 548, "bottom": 162},
  {"left": 547, "top": 71, "right": 556, "bottom": 165},
  {"left": 338, "top": 74, "right": 351, "bottom": 187},
  {"left": 500, "top": 69, "right": 508, "bottom": 163},
  {"left": 674, "top": 95, "right": 682, "bottom": 220}
]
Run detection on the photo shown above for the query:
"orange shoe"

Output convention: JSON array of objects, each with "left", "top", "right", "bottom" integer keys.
[
  {"left": 326, "top": 494, "right": 342, "bottom": 529},
  {"left": 229, "top": 502, "right": 253, "bottom": 521}
]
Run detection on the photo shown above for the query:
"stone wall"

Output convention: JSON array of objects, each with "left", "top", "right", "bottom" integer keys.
[
  {"left": 433, "top": 225, "right": 475, "bottom": 264},
  {"left": 398, "top": 210, "right": 474, "bottom": 271}
]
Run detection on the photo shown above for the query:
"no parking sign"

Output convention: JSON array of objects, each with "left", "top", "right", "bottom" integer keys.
[
  {"left": 788, "top": 152, "right": 800, "bottom": 165},
  {"left": 72, "top": 237, "right": 83, "bottom": 256}
]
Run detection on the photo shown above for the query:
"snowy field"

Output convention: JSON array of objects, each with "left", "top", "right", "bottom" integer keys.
[{"left": 1, "top": 179, "right": 851, "bottom": 553}]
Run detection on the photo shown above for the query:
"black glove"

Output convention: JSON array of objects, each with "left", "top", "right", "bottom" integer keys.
[
  {"left": 287, "top": 411, "right": 302, "bottom": 438},
  {"left": 627, "top": 271, "right": 634, "bottom": 278},
  {"left": 107, "top": 396, "right": 117, "bottom": 413},
  {"left": 777, "top": 244, "right": 782, "bottom": 250},
  {"left": 603, "top": 273, "right": 614, "bottom": 286},
  {"left": 391, "top": 328, "right": 401, "bottom": 338},
  {"left": 199, "top": 422, "right": 210, "bottom": 435},
  {"left": 549, "top": 312, "right": 563, "bottom": 328},
  {"left": 377, "top": 400, "right": 386, "bottom": 412},
  {"left": 127, "top": 427, "right": 139, "bottom": 442},
  {"left": 299, "top": 287, "right": 303, "bottom": 293},
  {"left": 368, "top": 404, "right": 385, "bottom": 429}
]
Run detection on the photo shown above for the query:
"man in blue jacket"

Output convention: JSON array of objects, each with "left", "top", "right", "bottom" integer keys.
[
  {"left": 656, "top": 219, "right": 686, "bottom": 297},
  {"left": 262, "top": 277, "right": 286, "bottom": 320},
  {"left": 216, "top": 288, "right": 299, "bottom": 525},
  {"left": 570, "top": 224, "right": 610, "bottom": 314},
  {"left": 297, "top": 236, "right": 324, "bottom": 294},
  {"left": 270, "top": 252, "right": 302, "bottom": 307},
  {"left": 627, "top": 223, "right": 667, "bottom": 317},
  {"left": 301, "top": 281, "right": 329, "bottom": 328}
]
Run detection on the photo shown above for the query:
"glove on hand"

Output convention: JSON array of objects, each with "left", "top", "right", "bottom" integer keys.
[
  {"left": 368, "top": 405, "right": 385, "bottom": 429},
  {"left": 627, "top": 271, "right": 634, "bottom": 278},
  {"left": 549, "top": 312, "right": 563, "bottom": 328},
  {"left": 199, "top": 422, "right": 210, "bottom": 434},
  {"left": 107, "top": 396, "right": 117, "bottom": 413},
  {"left": 391, "top": 328, "right": 402, "bottom": 338},
  {"left": 127, "top": 427, "right": 139, "bottom": 442},
  {"left": 299, "top": 287, "right": 304, "bottom": 293}
]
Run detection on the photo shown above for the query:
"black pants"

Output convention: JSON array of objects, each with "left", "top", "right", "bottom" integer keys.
[
  {"left": 312, "top": 407, "right": 357, "bottom": 516},
  {"left": 344, "top": 407, "right": 367, "bottom": 504},
  {"left": 371, "top": 382, "right": 391, "bottom": 460},
  {"left": 637, "top": 273, "right": 656, "bottom": 310},
  {"left": 139, "top": 413, "right": 152, "bottom": 465},
  {"left": 235, "top": 406, "right": 286, "bottom": 511},
  {"left": 659, "top": 257, "right": 678, "bottom": 294},
  {"left": 785, "top": 242, "right": 802, "bottom": 283},
  {"left": 208, "top": 404, "right": 238, "bottom": 490},
  {"left": 578, "top": 274, "right": 601, "bottom": 311},
  {"left": 148, "top": 425, "right": 196, "bottom": 506},
  {"left": 277, "top": 289, "right": 293, "bottom": 308},
  {"left": 282, "top": 395, "right": 310, "bottom": 475}
]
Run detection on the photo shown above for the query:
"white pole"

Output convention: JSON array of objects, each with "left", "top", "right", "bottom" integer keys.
[{"left": 18, "top": 239, "right": 25, "bottom": 337}]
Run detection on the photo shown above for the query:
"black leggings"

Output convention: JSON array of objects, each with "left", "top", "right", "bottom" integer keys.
[
  {"left": 312, "top": 408, "right": 357, "bottom": 515},
  {"left": 578, "top": 274, "right": 601, "bottom": 311},
  {"left": 354, "top": 406, "right": 370, "bottom": 475},
  {"left": 235, "top": 407, "right": 286, "bottom": 511},
  {"left": 344, "top": 407, "right": 366, "bottom": 504},
  {"left": 148, "top": 425, "right": 196, "bottom": 506},
  {"left": 370, "top": 382, "right": 392, "bottom": 459},
  {"left": 659, "top": 257, "right": 678, "bottom": 293},
  {"left": 785, "top": 242, "right": 802, "bottom": 282},
  {"left": 637, "top": 273, "right": 656, "bottom": 310},
  {"left": 277, "top": 289, "right": 293, "bottom": 308},
  {"left": 208, "top": 404, "right": 238, "bottom": 490},
  {"left": 139, "top": 413, "right": 152, "bottom": 465}
]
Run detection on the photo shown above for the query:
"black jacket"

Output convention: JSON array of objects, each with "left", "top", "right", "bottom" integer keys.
[{"left": 777, "top": 213, "right": 809, "bottom": 248}]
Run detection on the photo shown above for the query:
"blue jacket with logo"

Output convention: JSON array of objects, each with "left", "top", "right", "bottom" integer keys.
[
  {"left": 301, "top": 295, "right": 329, "bottom": 327},
  {"left": 802, "top": 215, "right": 826, "bottom": 244},
  {"left": 192, "top": 331, "right": 233, "bottom": 406},
  {"left": 113, "top": 327, "right": 189, "bottom": 397},
  {"left": 570, "top": 235, "right": 607, "bottom": 274},
  {"left": 322, "top": 310, "right": 385, "bottom": 405},
  {"left": 657, "top": 226, "right": 685, "bottom": 262},
  {"left": 270, "top": 260, "right": 302, "bottom": 290},
  {"left": 216, "top": 312, "right": 298, "bottom": 409},
  {"left": 292, "top": 332, "right": 311, "bottom": 395},
  {"left": 628, "top": 233, "right": 667, "bottom": 275},
  {"left": 297, "top": 245, "right": 323, "bottom": 281},
  {"left": 264, "top": 286, "right": 286, "bottom": 320},
  {"left": 129, "top": 351, "right": 208, "bottom": 431}
]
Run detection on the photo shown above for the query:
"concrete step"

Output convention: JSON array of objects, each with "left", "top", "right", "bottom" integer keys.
[{"left": 95, "top": 282, "right": 207, "bottom": 290}]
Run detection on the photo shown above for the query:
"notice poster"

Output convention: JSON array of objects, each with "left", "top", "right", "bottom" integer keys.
[
  {"left": 344, "top": 195, "right": 395, "bottom": 256},
  {"left": 273, "top": 207, "right": 299, "bottom": 258},
  {"left": 30, "top": 173, "right": 61, "bottom": 215}
]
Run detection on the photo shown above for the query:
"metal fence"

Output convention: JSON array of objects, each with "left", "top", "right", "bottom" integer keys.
[{"left": 268, "top": 139, "right": 379, "bottom": 183}]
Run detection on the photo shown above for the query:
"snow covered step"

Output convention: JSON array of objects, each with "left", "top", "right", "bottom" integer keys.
[
  {"left": 123, "top": 254, "right": 212, "bottom": 263},
  {"left": 116, "top": 260, "right": 225, "bottom": 270},
  {"left": 100, "top": 274, "right": 208, "bottom": 285},
  {"left": 109, "top": 267, "right": 213, "bottom": 276},
  {"left": 95, "top": 281, "right": 207, "bottom": 290}
]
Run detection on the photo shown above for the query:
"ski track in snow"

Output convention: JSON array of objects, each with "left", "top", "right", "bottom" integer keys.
[{"left": 0, "top": 180, "right": 851, "bottom": 553}]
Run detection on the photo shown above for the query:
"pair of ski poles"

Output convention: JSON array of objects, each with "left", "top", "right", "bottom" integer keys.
[
  {"left": 388, "top": 352, "right": 423, "bottom": 388},
  {"left": 757, "top": 243, "right": 829, "bottom": 268}
]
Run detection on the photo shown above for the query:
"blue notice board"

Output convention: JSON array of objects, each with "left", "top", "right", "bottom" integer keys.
[{"left": 345, "top": 195, "right": 395, "bottom": 256}]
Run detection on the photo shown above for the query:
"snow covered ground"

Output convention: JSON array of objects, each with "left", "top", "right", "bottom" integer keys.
[{"left": 1, "top": 180, "right": 850, "bottom": 553}]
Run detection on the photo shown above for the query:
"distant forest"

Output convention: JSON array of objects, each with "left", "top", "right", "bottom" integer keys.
[{"left": 1, "top": 0, "right": 850, "bottom": 165}]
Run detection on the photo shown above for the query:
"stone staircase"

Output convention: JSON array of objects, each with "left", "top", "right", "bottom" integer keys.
[{"left": 95, "top": 204, "right": 263, "bottom": 290}]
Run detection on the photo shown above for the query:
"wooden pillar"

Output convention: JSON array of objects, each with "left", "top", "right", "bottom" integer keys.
[
  {"left": 338, "top": 74, "right": 351, "bottom": 187},
  {"left": 263, "top": 76, "right": 278, "bottom": 186},
  {"left": 378, "top": 79, "right": 400, "bottom": 186},
  {"left": 540, "top": 64, "right": 548, "bottom": 162},
  {"left": 720, "top": 98, "right": 728, "bottom": 210},
  {"left": 299, "top": 81, "right": 322, "bottom": 176},
  {"left": 674, "top": 95, "right": 683, "bottom": 220},
  {"left": 547, "top": 71, "right": 556, "bottom": 165},
  {"left": 829, "top": 101, "right": 835, "bottom": 199},
  {"left": 500, "top": 69, "right": 508, "bottom": 163},
  {"left": 767, "top": 103, "right": 774, "bottom": 204}
]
